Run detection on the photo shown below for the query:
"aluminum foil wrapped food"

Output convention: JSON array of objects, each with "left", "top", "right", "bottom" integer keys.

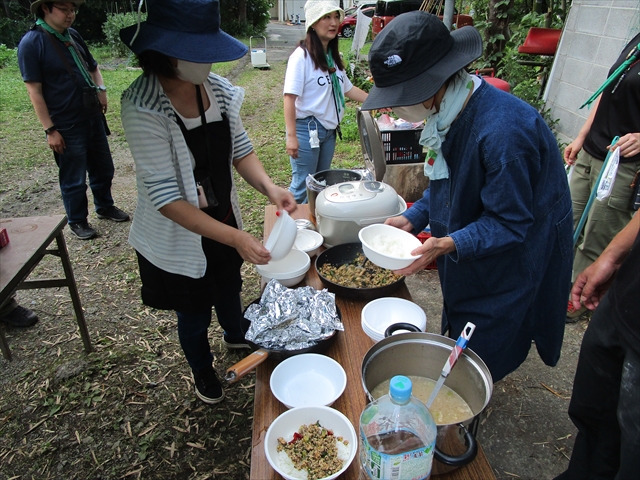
[{"left": 244, "top": 279, "right": 344, "bottom": 350}]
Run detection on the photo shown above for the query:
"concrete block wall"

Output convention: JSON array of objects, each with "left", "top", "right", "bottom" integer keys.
[{"left": 545, "top": 0, "right": 640, "bottom": 147}]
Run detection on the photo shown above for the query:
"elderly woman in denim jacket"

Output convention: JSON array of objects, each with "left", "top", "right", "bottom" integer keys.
[{"left": 363, "top": 12, "right": 573, "bottom": 382}]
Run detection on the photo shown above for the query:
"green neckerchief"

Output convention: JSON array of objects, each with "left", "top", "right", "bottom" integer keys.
[
  {"left": 580, "top": 42, "right": 640, "bottom": 109},
  {"left": 36, "top": 18, "right": 96, "bottom": 89},
  {"left": 326, "top": 53, "right": 345, "bottom": 120}
]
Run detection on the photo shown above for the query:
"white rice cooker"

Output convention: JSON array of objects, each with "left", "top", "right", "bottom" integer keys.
[{"left": 315, "top": 180, "right": 406, "bottom": 247}]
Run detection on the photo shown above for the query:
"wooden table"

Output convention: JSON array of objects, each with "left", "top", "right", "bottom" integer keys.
[
  {"left": 249, "top": 205, "right": 495, "bottom": 480},
  {"left": 0, "top": 215, "right": 92, "bottom": 360}
]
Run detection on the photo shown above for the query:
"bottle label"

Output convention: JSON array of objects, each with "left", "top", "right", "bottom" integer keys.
[{"left": 360, "top": 431, "right": 434, "bottom": 480}]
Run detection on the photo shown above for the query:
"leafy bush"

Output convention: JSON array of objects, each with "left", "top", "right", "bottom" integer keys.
[
  {"left": 0, "top": 16, "right": 33, "bottom": 49},
  {"left": 343, "top": 49, "right": 374, "bottom": 93},
  {"left": 102, "top": 12, "right": 147, "bottom": 58},
  {"left": 0, "top": 44, "right": 17, "bottom": 68},
  {"left": 220, "top": 0, "right": 272, "bottom": 37}
]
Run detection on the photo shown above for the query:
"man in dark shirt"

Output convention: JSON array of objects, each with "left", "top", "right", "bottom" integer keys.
[
  {"left": 18, "top": 1, "right": 129, "bottom": 239},
  {"left": 563, "top": 33, "right": 640, "bottom": 321},
  {"left": 554, "top": 212, "right": 640, "bottom": 479}
]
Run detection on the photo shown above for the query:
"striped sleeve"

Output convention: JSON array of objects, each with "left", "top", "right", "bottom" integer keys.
[{"left": 121, "top": 97, "right": 184, "bottom": 210}]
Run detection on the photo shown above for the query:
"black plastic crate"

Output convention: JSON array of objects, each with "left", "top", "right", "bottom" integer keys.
[{"left": 381, "top": 129, "right": 425, "bottom": 164}]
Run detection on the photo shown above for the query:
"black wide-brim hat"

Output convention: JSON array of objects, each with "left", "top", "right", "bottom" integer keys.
[
  {"left": 362, "top": 11, "right": 483, "bottom": 110},
  {"left": 119, "top": 0, "right": 247, "bottom": 63}
]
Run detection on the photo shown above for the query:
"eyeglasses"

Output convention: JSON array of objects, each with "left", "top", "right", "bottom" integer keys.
[{"left": 53, "top": 4, "right": 78, "bottom": 15}]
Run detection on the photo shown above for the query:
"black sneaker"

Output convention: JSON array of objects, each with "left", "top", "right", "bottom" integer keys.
[
  {"left": 96, "top": 206, "right": 130, "bottom": 222},
  {"left": 1, "top": 305, "right": 39, "bottom": 328},
  {"left": 192, "top": 367, "right": 225, "bottom": 404},
  {"left": 223, "top": 334, "right": 252, "bottom": 350},
  {"left": 69, "top": 221, "right": 97, "bottom": 240}
]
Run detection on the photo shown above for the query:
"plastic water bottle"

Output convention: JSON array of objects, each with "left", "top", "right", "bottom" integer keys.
[{"left": 360, "top": 375, "right": 437, "bottom": 480}]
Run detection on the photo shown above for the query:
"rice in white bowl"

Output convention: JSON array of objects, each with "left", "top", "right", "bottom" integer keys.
[
  {"left": 369, "top": 234, "right": 412, "bottom": 258},
  {"left": 276, "top": 436, "right": 351, "bottom": 480}
]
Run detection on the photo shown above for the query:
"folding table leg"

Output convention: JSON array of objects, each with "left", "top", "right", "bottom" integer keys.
[
  {"left": 0, "top": 323, "right": 11, "bottom": 361},
  {"left": 55, "top": 232, "right": 92, "bottom": 353}
]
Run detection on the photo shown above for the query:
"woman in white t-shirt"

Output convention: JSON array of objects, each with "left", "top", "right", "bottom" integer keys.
[{"left": 284, "top": 0, "right": 368, "bottom": 203}]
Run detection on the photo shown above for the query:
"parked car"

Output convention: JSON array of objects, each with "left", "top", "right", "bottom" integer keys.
[
  {"left": 343, "top": 2, "right": 376, "bottom": 18},
  {"left": 340, "top": 6, "right": 376, "bottom": 38},
  {"left": 371, "top": 0, "right": 473, "bottom": 38}
]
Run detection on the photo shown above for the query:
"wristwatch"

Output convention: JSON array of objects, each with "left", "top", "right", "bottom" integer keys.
[
  {"left": 44, "top": 125, "right": 57, "bottom": 135},
  {"left": 97, "top": 85, "right": 107, "bottom": 92}
]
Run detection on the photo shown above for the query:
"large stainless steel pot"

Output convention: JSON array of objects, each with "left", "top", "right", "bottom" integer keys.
[{"left": 361, "top": 328, "right": 493, "bottom": 475}]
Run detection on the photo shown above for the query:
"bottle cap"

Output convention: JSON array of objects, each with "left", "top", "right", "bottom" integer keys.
[{"left": 389, "top": 375, "right": 412, "bottom": 403}]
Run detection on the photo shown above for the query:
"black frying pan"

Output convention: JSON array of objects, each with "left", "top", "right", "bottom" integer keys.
[
  {"left": 225, "top": 300, "right": 341, "bottom": 382},
  {"left": 315, "top": 243, "right": 406, "bottom": 301}
]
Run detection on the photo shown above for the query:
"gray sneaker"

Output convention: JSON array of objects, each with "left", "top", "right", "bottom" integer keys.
[{"left": 69, "top": 221, "right": 97, "bottom": 240}]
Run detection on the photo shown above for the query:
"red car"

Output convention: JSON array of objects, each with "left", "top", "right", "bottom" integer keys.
[{"left": 339, "top": 6, "right": 376, "bottom": 39}]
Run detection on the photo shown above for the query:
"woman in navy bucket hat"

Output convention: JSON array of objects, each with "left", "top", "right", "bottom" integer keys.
[
  {"left": 364, "top": 11, "right": 573, "bottom": 383},
  {"left": 119, "top": 0, "right": 246, "bottom": 63},
  {"left": 120, "top": 0, "right": 297, "bottom": 405}
]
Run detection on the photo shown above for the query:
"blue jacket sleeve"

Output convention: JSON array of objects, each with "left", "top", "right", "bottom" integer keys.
[{"left": 403, "top": 187, "right": 430, "bottom": 235}]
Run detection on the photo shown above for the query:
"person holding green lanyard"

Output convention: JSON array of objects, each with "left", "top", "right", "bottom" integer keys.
[{"left": 18, "top": 1, "right": 129, "bottom": 240}]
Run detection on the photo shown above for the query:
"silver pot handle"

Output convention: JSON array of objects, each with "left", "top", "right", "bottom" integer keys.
[
  {"left": 355, "top": 197, "right": 408, "bottom": 226},
  {"left": 434, "top": 424, "right": 478, "bottom": 467}
]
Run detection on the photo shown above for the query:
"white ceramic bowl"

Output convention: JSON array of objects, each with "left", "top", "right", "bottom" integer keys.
[
  {"left": 358, "top": 223, "right": 422, "bottom": 270},
  {"left": 361, "top": 297, "right": 427, "bottom": 342},
  {"left": 293, "top": 229, "right": 324, "bottom": 258},
  {"left": 256, "top": 248, "right": 310, "bottom": 287},
  {"left": 264, "top": 406, "right": 357, "bottom": 480},
  {"left": 270, "top": 353, "right": 346, "bottom": 408},
  {"left": 264, "top": 210, "right": 297, "bottom": 261}
]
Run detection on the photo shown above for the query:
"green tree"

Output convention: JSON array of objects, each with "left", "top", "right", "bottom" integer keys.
[{"left": 220, "top": 0, "right": 272, "bottom": 37}]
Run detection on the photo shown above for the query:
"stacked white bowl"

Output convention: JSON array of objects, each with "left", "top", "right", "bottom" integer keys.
[
  {"left": 293, "top": 229, "right": 324, "bottom": 258},
  {"left": 256, "top": 248, "right": 310, "bottom": 287},
  {"left": 361, "top": 297, "right": 427, "bottom": 342}
]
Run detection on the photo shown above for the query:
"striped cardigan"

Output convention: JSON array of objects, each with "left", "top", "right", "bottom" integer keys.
[{"left": 121, "top": 73, "right": 253, "bottom": 278}]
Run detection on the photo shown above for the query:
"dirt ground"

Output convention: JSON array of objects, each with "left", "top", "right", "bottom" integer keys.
[{"left": 0, "top": 23, "right": 588, "bottom": 480}]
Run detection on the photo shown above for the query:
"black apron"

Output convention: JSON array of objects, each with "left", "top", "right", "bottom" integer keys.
[{"left": 137, "top": 85, "right": 243, "bottom": 313}]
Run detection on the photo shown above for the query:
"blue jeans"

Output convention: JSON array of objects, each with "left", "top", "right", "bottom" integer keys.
[
  {"left": 289, "top": 116, "right": 336, "bottom": 204},
  {"left": 54, "top": 116, "right": 115, "bottom": 224},
  {"left": 176, "top": 293, "right": 246, "bottom": 372}
]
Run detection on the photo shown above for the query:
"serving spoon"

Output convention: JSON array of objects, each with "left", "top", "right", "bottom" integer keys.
[{"left": 425, "top": 322, "right": 476, "bottom": 409}]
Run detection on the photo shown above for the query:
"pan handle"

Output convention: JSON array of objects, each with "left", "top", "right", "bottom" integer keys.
[{"left": 225, "top": 348, "right": 270, "bottom": 383}]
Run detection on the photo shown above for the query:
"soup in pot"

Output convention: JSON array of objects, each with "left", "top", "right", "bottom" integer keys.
[{"left": 371, "top": 375, "right": 474, "bottom": 425}]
